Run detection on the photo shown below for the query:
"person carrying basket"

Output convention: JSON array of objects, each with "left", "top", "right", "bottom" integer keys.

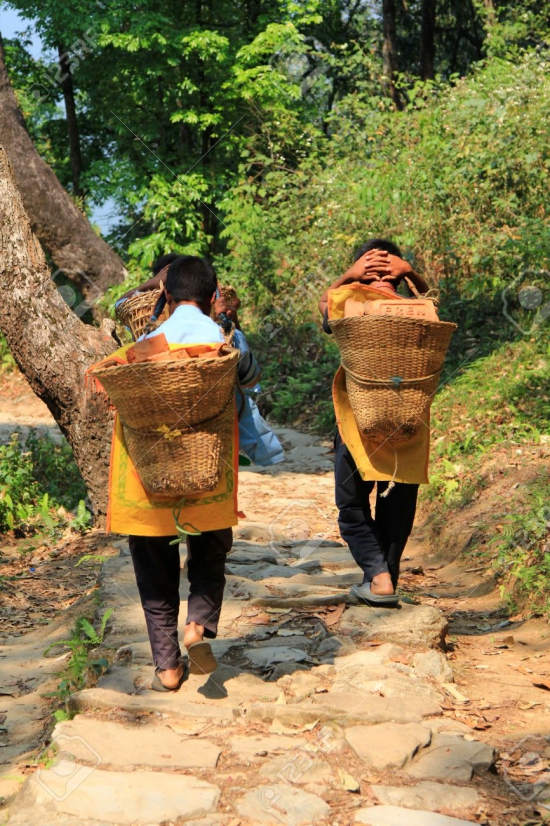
[
  {"left": 94, "top": 256, "right": 264, "bottom": 690},
  {"left": 319, "top": 238, "right": 452, "bottom": 606}
]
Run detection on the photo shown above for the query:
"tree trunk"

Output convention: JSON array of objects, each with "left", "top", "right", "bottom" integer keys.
[
  {"left": 420, "top": 0, "right": 436, "bottom": 80},
  {"left": 382, "top": 0, "right": 401, "bottom": 108},
  {"left": 57, "top": 43, "right": 84, "bottom": 199},
  {"left": 0, "top": 37, "right": 125, "bottom": 310},
  {"left": 0, "top": 145, "right": 116, "bottom": 523}
]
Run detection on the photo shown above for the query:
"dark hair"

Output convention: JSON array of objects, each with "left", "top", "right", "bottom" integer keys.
[
  {"left": 152, "top": 253, "right": 180, "bottom": 275},
  {"left": 165, "top": 255, "right": 217, "bottom": 304},
  {"left": 354, "top": 238, "right": 403, "bottom": 262}
]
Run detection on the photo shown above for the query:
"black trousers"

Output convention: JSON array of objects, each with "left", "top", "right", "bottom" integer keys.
[
  {"left": 128, "top": 528, "right": 232, "bottom": 671},
  {"left": 334, "top": 432, "right": 418, "bottom": 588}
]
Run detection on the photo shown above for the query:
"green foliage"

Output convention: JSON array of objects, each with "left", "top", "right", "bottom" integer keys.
[
  {"left": 0, "top": 332, "right": 16, "bottom": 374},
  {"left": 43, "top": 609, "right": 113, "bottom": 701},
  {"left": 0, "top": 431, "right": 89, "bottom": 535},
  {"left": 426, "top": 335, "right": 549, "bottom": 510},
  {"left": 493, "top": 475, "right": 550, "bottom": 617}
]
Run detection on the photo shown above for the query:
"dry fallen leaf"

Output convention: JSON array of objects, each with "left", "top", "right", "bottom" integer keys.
[
  {"left": 338, "top": 769, "right": 360, "bottom": 792},
  {"left": 443, "top": 683, "right": 470, "bottom": 704},
  {"left": 324, "top": 603, "right": 346, "bottom": 627}
]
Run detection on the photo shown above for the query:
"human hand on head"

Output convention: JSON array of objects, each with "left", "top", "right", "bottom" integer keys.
[
  {"left": 342, "top": 249, "right": 391, "bottom": 283},
  {"left": 214, "top": 293, "right": 241, "bottom": 322},
  {"left": 379, "top": 254, "right": 415, "bottom": 281}
]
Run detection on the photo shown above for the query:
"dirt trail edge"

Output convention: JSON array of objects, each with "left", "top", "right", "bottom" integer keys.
[{"left": 0, "top": 425, "right": 542, "bottom": 825}]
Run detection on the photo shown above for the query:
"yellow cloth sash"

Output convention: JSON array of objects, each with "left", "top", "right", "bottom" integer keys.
[
  {"left": 329, "top": 284, "right": 430, "bottom": 485},
  {"left": 100, "top": 342, "right": 239, "bottom": 537}
]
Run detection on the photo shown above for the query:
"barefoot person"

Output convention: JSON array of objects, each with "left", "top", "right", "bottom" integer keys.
[
  {"left": 105, "top": 255, "right": 262, "bottom": 690},
  {"left": 319, "top": 239, "right": 430, "bottom": 605}
]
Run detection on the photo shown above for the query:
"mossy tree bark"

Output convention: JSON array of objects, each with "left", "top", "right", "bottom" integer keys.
[
  {"left": 0, "top": 38, "right": 126, "bottom": 310},
  {"left": 0, "top": 145, "right": 115, "bottom": 524}
]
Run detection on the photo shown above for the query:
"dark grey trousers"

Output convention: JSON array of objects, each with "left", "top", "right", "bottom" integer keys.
[
  {"left": 334, "top": 432, "right": 418, "bottom": 588},
  {"left": 128, "top": 528, "right": 232, "bottom": 670}
]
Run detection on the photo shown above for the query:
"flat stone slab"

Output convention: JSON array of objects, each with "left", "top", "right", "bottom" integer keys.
[
  {"left": 374, "top": 781, "right": 479, "bottom": 812},
  {"left": 355, "top": 805, "right": 476, "bottom": 825},
  {"left": 258, "top": 754, "right": 333, "bottom": 785},
  {"left": 230, "top": 734, "right": 306, "bottom": 761},
  {"left": 341, "top": 604, "right": 448, "bottom": 649},
  {"left": 236, "top": 785, "right": 330, "bottom": 825},
  {"left": 247, "top": 690, "right": 440, "bottom": 727},
  {"left": 68, "top": 688, "right": 237, "bottom": 722},
  {"left": 345, "top": 723, "right": 431, "bottom": 770},
  {"left": 312, "top": 691, "right": 440, "bottom": 722},
  {"left": 24, "top": 763, "right": 220, "bottom": 825},
  {"left": 53, "top": 716, "right": 221, "bottom": 768},
  {"left": 405, "top": 734, "right": 495, "bottom": 782}
]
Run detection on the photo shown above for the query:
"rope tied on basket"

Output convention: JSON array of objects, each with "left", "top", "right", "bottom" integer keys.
[
  {"left": 156, "top": 424, "right": 182, "bottom": 441},
  {"left": 379, "top": 444, "right": 398, "bottom": 498},
  {"left": 169, "top": 497, "right": 202, "bottom": 544},
  {"left": 342, "top": 364, "right": 442, "bottom": 388}
]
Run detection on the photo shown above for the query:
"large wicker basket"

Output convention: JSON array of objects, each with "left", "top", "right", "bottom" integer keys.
[
  {"left": 115, "top": 284, "right": 238, "bottom": 342},
  {"left": 92, "top": 348, "right": 239, "bottom": 496},
  {"left": 115, "top": 288, "right": 169, "bottom": 340},
  {"left": 329, "top": 314, "right": 457, "bottom": 443}
]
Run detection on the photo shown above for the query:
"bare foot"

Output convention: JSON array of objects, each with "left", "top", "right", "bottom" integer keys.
[
  {"left": 157, "top": 663, "right": 184, "bottom": 689},
  {"left": 184, "top": 621, "right": 205, "bottom": 650},
  {"left": 370, "top": 572, "right": 395, "bottom": 595}
]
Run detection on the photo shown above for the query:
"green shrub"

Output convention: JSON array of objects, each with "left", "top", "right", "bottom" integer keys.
[{"left": 0, "top": 431, "right": 89, "bottom": 535}]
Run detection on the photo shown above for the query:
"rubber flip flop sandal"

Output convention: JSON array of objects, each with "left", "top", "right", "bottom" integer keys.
[
  {"left": 150, "top": 662, "right": 188, "bottom": 692},
  {"left": 350, "top": 582, "right": 400, "bottom": 606},
  {"left": 187, "top": 641, "right": 217, "bottom": 675}
]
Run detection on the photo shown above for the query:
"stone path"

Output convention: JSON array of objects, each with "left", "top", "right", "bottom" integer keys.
[{"left": 4, "top": 429, "right": 500, "bottom": 825}]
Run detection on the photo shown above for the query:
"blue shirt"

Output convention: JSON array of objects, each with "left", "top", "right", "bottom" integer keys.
[
  {"left": 140, "top": 303, "right": 224, "bottom": 345},
  {"left": 135, "top": 302, "right": 284, "bottom": 467}
]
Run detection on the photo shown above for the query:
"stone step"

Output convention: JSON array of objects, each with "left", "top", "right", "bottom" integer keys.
[
  {"left": 68, "top": 687, "right": 238, "bottom": 722},
  {"left": 52, "top": 716, "right": 222, "bottom": 770},
  {"left": 17, "top": 764, "right": 220, "bottom": 826},
  {"left": 355, "top": 805, "right": 477, "bottom": 825}
]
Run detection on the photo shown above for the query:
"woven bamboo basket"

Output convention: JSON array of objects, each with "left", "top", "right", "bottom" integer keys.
[
  {"left": 329, "top": 314, "right": 457, "bottom": 443},
  {"left": 115, "top": 288, "right": 169, "bottom": 340},
  {"left": 92, "top": 348, "right": 239, "bottom": 496}
]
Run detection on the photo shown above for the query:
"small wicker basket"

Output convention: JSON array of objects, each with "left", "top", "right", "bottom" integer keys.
[
  {"left": 92, "top": 348, "right": 239, "bottom": 496},
  {"left": 329, "top": 314, "right": 457, "bottom": 443},
  {"left": 115, "top": 288, "right": 169, "bottom": 340}
]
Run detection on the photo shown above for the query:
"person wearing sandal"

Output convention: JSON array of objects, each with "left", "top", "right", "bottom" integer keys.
[
  {"left": 318, "top": 239, "right": 430, "bottom": 606},
  {"left": 108, "top": 255, "right": 262, "bottom": 691}
]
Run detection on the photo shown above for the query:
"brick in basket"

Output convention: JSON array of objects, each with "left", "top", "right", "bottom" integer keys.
[
  {"left": 329, "top": 314, "right": 457, "bottom": 443},
  {"left": 92, "top": 346, "right": 240, "bottom": 497}
]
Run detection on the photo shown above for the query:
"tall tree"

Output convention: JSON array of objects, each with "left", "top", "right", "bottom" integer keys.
[
  {"left": 420, "top": 0, "right": 436, "bottom": 80},
  {"left": 0, "top": 36, "right": 125, "bottom": 308},
  {"left": 57, "top": 42, "right": 83, "bottom": 199},
  {"left": 0, "top": 144, "right": 115, "bottom": 520},
  {"left": 382, "top": 0, "right": 401, "bottom": 108}
]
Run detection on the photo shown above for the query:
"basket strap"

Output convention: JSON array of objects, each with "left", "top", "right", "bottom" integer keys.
[{"left": 342, "top": 363, "right": 441, "bottom": 388}]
